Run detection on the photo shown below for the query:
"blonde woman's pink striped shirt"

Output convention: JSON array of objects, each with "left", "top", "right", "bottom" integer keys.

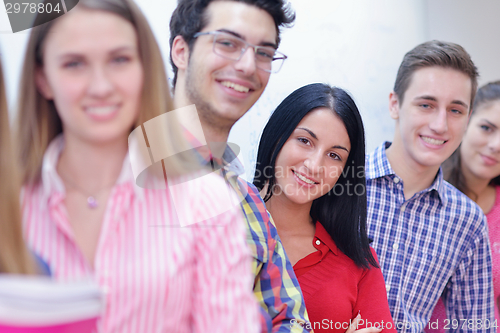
[{"left": 22, "top": 137, "right": 259, "bottom": 333}]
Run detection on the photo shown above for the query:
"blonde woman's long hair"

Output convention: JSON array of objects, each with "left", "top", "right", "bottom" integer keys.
[
  {"left": 0, "top": 56, "right": 36, "bottom": 274},
  {"left": 17, "top": 0, "right": 199, "bottom": 186}
]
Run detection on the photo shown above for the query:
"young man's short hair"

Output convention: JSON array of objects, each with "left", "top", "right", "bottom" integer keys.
[
  {"left": 393, "top": 40, "right": 479, "bottom": 108},
  {"left": 169, "top": 0, "right": 295, "bottom": 87}
]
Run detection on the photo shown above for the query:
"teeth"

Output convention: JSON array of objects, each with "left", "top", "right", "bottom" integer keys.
[
  {"left": 86, "top": 106, "right": 117, "bottom": 115},
  {"left": 421, "top": 136, "right": 445, "bottom": 145},
  {"left": 294, "top": 171, "right": 315, "bottom": 184},
  {"left": 221, "top": 81, "right": 250, "bottom": 93}
]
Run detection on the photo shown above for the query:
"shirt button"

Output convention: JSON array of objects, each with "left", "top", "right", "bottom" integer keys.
[
  {"left": 315, "top": 240, "right": 321, "bottom": 246},
  {"left": 386, "top": 284, "right": 391, "bottom": 292},
  {"left": 393, "top": 243, "right": 399, "bottom": 250},
  {"left": 393, "top": 177, "right": 400, "bottom": 184}
]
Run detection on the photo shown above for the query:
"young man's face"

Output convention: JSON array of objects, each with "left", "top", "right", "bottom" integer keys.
[
  {"left": 182, "top": 1, "right": 277, "bottom": 129},
  {"left": 389, "top": 66, "right": 472, "bottom": 169}
]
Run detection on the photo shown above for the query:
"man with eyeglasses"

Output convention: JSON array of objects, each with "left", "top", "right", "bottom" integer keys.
[{"left": 169, "top": 1, "right": 311, "bottom": 332}]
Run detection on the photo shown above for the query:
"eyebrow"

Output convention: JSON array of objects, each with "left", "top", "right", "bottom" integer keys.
[
  {"left": 297, "top": 127, "right": 350, "bottom": 152},
  {"left": 216, "top": 29, "right": 278, "bottom": 49},
  {"left": 415, "top": 95, "right": 469, "bottom": 109},
  {"left": 481, "top": 119, "right": 498, "bottom": 129},
  {"left": 58, "top": 46, "right": 136, "bottom": 60}
]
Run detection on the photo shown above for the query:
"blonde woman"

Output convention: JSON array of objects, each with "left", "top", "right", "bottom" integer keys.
[
  {"left": 0, "top": 54, "right": 36, "bottom": 274},
  {"left": 16, "top": 0, "right": 258, "bottom": 332}
]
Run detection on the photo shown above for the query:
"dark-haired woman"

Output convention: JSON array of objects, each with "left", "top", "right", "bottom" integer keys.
[
  {"left": 254, "top": 83, "right": 395, "bottom": 333},
  {"left": 427, "top": 81, "right": 500, "bottom": 332}
]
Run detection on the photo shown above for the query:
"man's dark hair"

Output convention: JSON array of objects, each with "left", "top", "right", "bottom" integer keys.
[
  {"left": 169, "top": 0, "right": 295, "bottom": 87},
  {"left": 393, "top": 40, "right": 479, "bottom": 109},
  {"left": 253, "top": 83, "right": 378, "bottom": 269}
]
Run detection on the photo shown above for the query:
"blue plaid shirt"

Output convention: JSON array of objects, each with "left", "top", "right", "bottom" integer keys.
[{"left": 366, "top": 142, "right": 495, "bottom": 332}]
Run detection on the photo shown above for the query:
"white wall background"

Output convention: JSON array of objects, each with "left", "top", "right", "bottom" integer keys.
[
  {"left": 1, "top": 0, "right": 499, "bottom": 180},
  {"left": 426, "top": 0, "right": 500, "bottom": 87}
]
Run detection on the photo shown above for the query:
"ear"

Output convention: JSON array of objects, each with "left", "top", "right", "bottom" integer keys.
[
  {"left": 171, "top": 35, "right": 190, "bottom": 71},
  {"left": 388, "top": 91, "right": 400, "bottom": 120},
  {"left": 35, "top": 67, "right": 54, "bottom": 100}
]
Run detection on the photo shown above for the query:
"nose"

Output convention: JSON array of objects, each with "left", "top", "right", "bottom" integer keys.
[
  {"left": 429, "top": 108, "right": 448, "bottom": 134},
  {"left": 303, "top": 150, "right": 324, "bottom": 175},
  {"left": 233, "top": 47, "right": 257, "bottom": 76},
  {"left": 87, "top": 66, "right": 114, "bottom": 98},
  {"left": 489, "top": 133, "right": 500, "bottom": 153}
]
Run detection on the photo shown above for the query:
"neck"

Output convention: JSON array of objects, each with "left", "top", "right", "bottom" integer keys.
[
  {"left": 57, "top": 134, "right": 128, "bottom": 193},
  {"left": 461, "top": 165, "right": 497, "bottom": 213},
  {"left": 266, "top": 193, "right": 314, "bottom": 236},
  {"left": 173, "top": 83, "right": 230, "bottom": 159},
  {"left": 386, "top": 140, "right": 440, "bottom": 200},
  {"left": 461, "top": 160, "right": 492, "bottom": 200}
]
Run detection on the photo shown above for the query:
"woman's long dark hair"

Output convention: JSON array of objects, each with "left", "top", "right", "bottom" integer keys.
[
  {"left": 443, "top": 81, "right": 500, "bottom": 199},
  {"left": 253, "top": 83, "right": 377, "bottom": 269}
]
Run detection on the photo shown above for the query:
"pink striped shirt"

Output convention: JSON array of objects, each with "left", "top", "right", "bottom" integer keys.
[{"left": 22, "top": 136, "right": 259, "bottom": 333}]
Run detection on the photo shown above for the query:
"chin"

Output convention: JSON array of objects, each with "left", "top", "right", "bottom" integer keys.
[
  {"left": 85, "top": 131, "right": 128, "bottom": 145},
  {"left": 477, "top": 169, "right": 499, "bottom": 181},
  {"left": 218, "top": 106, "right": 247, "bottom": 121},
  {"left": 287, "top": 194, "right": 316, "bottom": 205},
  {"left": 413, "top": 152, "right": 447, "bottom": 169}
]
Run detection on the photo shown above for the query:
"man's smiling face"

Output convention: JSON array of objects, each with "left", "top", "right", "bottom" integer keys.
[
  {"left": 182, "top": 1, "right": 277, "bottom": 129},
  {"left": 389, "top": 66, "right": 472, "bottom": 169}
]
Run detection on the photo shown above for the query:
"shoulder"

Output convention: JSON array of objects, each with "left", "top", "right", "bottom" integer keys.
[
  {"left": 20, "top": 183, "right": 47, "bottom": 213},
  {"left": 442, "top": 181, "right": 485, "bottom": 219},
  {"left": 236, "top": 178, "right": 272, "bottom": 223},
  {"left": 365, "top": 142, "right": 392, "bottom": 181},
  {"left": 172, "top": 171, "right": 233, "bottom": 198},
  {"left": 239, "top": 179, "right": 265, "bottom": 202},
  {"left": 486, "top": 185, "right": 500, "bottom": 222},
  {"left": 353, "top": 247, "right": 385, "bottom": 286},
  {"left": 327, "top": 237, "right": 369, "bottom": 275},
  {"left": 235, "top": 179, "right": 281, "bottom": 258},
  {"left": 168, "top": 172, "right": 242, "bottom": 227},
  {"left": 368, "top": 246, "right": 380, "bottom": 263},
  {"left": 364, "top": 148, "right": 378, "bottom": 177},
  {"left": 441, "top": 180, "right": 487, "bottom": 233}
]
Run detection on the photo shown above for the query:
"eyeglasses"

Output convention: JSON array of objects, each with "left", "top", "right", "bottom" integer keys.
[{"left": 193, "top": 31, "right": 287, "bottom": 73}]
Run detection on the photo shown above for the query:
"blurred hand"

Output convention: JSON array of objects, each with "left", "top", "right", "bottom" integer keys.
[{"left": 345, "top": 313, "right": 383, "bottom": 333}]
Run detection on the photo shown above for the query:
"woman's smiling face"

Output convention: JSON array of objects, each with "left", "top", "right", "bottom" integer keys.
[
  {"left": 36, "top": 8, "right": 144, "bottom": 145},
  {"left": 460, "top": 100, "right": 500, "bottom": 182},
  {"left": 273, "top": 107, "right": 351, "bottom": 205}
]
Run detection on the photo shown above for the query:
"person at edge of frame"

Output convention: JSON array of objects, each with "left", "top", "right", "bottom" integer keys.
[{"left": 365, "top": 40, "right": 495, "bottom": 332}]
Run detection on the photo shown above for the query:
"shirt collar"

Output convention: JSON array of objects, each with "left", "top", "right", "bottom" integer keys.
[
  {"left": 367, "top": 141, "right": 446, "bottom": 202},
  {"left": 183, "top": 119, "right": 244, "bottom": 177},
  {"left": 190, "top": 141, "right": 245, "bottom": 177},
  {"left": 366, "top": 141, "right": 396, "bottom": 179},
  {"left": 314, "top": 221, "right": 338, "bottom": 256},
  {"left": 41, "top": 135, "right": 144, "bottom": 202},
  {"left": 41, "top": 135, "right": 66, "bottom": 199},
  {"left": 221, "top": 144, "right": 245, "bottom": 176},
  {"left": 428, "top": 168, "right": 447, "bottom": 202}
]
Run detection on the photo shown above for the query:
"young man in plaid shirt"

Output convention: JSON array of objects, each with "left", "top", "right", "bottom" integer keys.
[
  {"left": 366, "top": 40, "right": 495, "bottom": 332},
  {"left": 169, "top": 0, "right": 310, "bottom": 332}
]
